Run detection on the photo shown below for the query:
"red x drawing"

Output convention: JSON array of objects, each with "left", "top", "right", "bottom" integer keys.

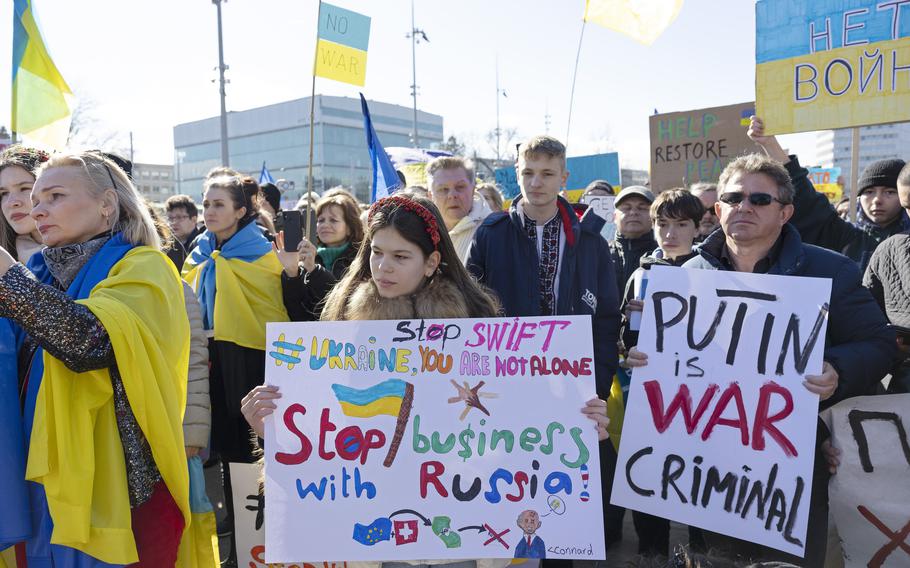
[
  {"left": 857, "top": 505, "right": 910, "bottom": 567},
  {"left": 483, "top": 523, "right": 510, "bottom": 549}
]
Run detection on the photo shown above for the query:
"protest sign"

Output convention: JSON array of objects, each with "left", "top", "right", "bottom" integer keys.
[
  {"left": 808, "top": 167, "right": 844, "bottom": 203},
  {"left": 821, "top": 394, "right": 910, "bottom": 568},
  {"left": 231, "top": 462, "right": 351, "bottom": 568},
  {"left": 263, "top": 316, "right": 605, "bottom": 563},
  {"left": 386, "top": 147, "right": 454, "bottom": 188},
  {"left": 612, "top": 266, "right": 832, "bottom": 557},
  {"left": 582, "top": 195, "right": 617, "bottom": 241},
  {"left": 649, "top": 102, "right": 759, "bottom": 192},
  {"left": 495, "top": 152, "right": 621, "bottom": 201},
  {"left": 229, "top": 462, "right": 269, "bottom": 568},
  {"left": 756, "top": 1, "right": 910, "bottom": 134}
]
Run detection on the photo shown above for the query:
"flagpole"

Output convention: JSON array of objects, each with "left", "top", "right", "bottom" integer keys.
[
  {"left": 565, "top": 18, "right": 587, "bottom": 152},
  {"left": 306, "top": 0, "right": 324, "bottom": 241}
]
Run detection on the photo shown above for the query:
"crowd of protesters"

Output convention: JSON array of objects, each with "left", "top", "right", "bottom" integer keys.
[{"left": 0, "top": 115, "right": 907, "bottom": 568}]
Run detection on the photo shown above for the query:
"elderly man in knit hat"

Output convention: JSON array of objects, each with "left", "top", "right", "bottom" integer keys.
[{"left": 748, "top": 116, "right": 906, "bottom": 269}]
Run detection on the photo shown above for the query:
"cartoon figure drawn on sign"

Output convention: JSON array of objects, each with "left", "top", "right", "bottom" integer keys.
[{"left": 514, "top": 509, "right": 546, "bottom": 559}]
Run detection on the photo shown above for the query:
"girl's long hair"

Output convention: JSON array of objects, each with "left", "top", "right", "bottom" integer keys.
[{"left": 321, "top": 196, "right": 499, "bottom": 320}]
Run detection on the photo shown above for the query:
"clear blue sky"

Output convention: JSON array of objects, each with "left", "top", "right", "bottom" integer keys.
[{"left": 1, "top": 0, "right": 820, "bottom": 168}]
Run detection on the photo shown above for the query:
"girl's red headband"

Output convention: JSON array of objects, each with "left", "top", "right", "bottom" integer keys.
[{"left": 368, "top": 196, "right": 442, "bottom": 250}]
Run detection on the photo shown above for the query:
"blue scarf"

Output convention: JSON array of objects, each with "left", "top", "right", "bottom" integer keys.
[
  {"left": 189, "top": 220, "right": 272, "bottom": 330},
  {"left": 854, "top": 201, "right": 910, "bottom": 233},
  {"left": 0, "top": 233, "right": 134, "bottom": 567}
]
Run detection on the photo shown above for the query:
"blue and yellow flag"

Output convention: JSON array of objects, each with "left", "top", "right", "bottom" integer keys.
[
  {"left": 360, "top": 94, "right": 402, "bottom": 202},
  {"left": 331, "top": 379, "right": 409, "bottom": 418},
  {"left": 584, "top": 0, "right": 683, "bottom": 46},
  {"left": 314, "top": 2, "right": 371, "bottom": 86},
  {"left": 12, "top": 0, "right": 73, "bottom": 149},
  {"left": 755, "top": 0, "right": 910, "bottom": 134}
]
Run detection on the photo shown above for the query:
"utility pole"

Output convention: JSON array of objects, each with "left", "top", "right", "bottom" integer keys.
[
  {"left": 213, "top": 0, "right": 230, "bottom": 166},
  {"left": 544, "top": 101, "right": 551, "bottom": 134},
  {"left": 406, "top": 0, "right": 428, "bottom": 148},
  {"left": 129, "top": 131, "right": 134, "bottom": 163},
  {"left": 494, "top": 58, "right": 507, "bottom": 163}
]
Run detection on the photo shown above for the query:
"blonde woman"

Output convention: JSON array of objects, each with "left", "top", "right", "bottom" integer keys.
[{"left": 0, "top": 151, "right": 191, "bottom": 566}]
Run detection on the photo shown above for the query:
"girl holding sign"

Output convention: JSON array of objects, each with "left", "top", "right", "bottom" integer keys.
[{"left": 242, "top": 196, "right": 611, "bottom": 566}]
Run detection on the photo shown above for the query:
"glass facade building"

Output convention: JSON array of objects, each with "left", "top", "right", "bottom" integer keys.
[{"left": 173, "top": 95, "right": 444, "bottom": 203}]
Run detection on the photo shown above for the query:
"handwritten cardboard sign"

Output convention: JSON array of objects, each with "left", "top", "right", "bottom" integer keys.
[
  {"left": 649, "top": 102, "right": 759, "bottom": 192},
  {"left": 611, "top": 266, "right": 832, "bottom": 557},
  {"left": 821, "top": 394, "right": 910, "bottom": 568},
  {"left": 756, "top": 0, "right": 910, "bottom": 134},
  {"left": 263, "top": 317, "right": 605, "bottom": 562}
]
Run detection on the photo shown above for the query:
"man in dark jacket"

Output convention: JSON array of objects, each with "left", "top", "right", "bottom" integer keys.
[
  {"left": 863, "top": 162, "right": 910, "bottom": 394},
  {"left": 667, "top": 153, "right": 895, "bottom": 566},
  {"left": 747, "top": 117, "right": 907, "bottom": 270},
  {"left": 609, "top": 186, "right": 658, "bottom": 296},
  {"left": 466, "top": 135, "right": 621, "bottom": 561}
]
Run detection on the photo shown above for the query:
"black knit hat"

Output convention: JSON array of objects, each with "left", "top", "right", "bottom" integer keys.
[
  {"left": 858, "top": 158, "right": 906, "bottom": 194},
  {"left": 260, "top": 182, "right": 281, "bottom": 212}
]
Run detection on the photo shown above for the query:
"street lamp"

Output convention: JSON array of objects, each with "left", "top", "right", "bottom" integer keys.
[
  {"left": 213, "top": 0, "right": 230, "bottom": 166},
  {"left": 406, "top": 0, "right": 429, "bottom": 148}
]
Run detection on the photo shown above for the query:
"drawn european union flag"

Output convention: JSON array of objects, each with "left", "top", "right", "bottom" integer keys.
[{"left": 352, "top": 517, "right": 392, "bottom": 545}]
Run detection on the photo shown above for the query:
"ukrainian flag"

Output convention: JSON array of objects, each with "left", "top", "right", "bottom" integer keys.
[
  {"left": 12, "top": 0, "right": 73, "bottom": 149},
  {"left": 756, "top": 0, "right": 910, "bottom": 134},
  {"left": 332, "top": 379, "right": 408, "bottom": 418},
  {"left": 314, "top": 3, "right": 371, "bottom": 86},
  {"left": 584, "top": 0, "right": 683, "bottom": 46}
]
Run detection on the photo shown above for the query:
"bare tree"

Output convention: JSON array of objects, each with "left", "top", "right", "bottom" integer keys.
[{"left": 67, "top": 95, "right": 130, "bottom": 158}]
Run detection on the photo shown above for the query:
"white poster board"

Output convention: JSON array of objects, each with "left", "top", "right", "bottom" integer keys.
[
  {"left": 264, "top": 316, "right": 605, "bottom": 563},
  {"left": 582, "top": 195, "right": 617, "bottom": 242},
  {"left": 612, "top": 266, "right": 832, "bottom": 557},
  {"left": 822, "top": 394, "right": 910, "bottom": 568},
  {"left": 230, "top": 462, "right": 351, "bottom": 568}
]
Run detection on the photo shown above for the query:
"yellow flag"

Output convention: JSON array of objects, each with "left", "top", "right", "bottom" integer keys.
[
  {"left": 12, "top": 0, "right": 74, "bottom": 149},
  {"left": 314, "top": 3, "right": 371, "bottom": 87},
  {"left": 584, "top": 0, "right": 684, "bottom": 46}
]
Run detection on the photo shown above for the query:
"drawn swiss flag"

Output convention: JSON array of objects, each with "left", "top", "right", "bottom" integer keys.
[{"left": 393, "top": 520, "right": 419, "bottom": 545}]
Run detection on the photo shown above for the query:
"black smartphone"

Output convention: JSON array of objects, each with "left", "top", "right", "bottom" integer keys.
[{"left": 282, "top": 210, "right": 303, "bottom": 252}]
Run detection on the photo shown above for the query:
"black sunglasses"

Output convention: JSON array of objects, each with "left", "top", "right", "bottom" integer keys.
[{"left": 718, "top": 191, "right": 789, "bottom": 206}]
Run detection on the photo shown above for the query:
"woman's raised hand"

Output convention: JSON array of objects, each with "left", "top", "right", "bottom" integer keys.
[{"left": 273, "top": 231, "right": 302, "bottom": 277}]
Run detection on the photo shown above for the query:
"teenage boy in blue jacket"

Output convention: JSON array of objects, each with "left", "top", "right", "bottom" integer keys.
[{"left": 467, "top": 135, "right": 622, "bottom": 561}]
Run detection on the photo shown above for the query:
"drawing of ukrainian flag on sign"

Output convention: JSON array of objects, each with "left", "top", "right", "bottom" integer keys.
[
  {"left": 755, "top": 0, "right": 910, "bottom": 134},
  {"left": 314, "top": 2, "right": 371, "bottom": 87},
  {"left": 332, "top": 379, "right": 408, "bottom": 417}
]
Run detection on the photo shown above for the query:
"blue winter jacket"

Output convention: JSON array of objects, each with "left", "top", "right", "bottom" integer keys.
[
  {"left": 684, "top": 223, "right": 898, "bottom": 409},
  {"left": 466, "top": 195, "right": 621, "bottom": 396}
]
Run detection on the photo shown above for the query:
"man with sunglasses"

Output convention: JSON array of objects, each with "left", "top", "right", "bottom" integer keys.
[
  {"left": 689, "top": 182, "right": 719, "bottom": 241},
  {"left": 748, "top": 116, "right": 907, "bottom": 270},
  {"left": 628, "top": 154, "right": 895, "bottom": 566}
]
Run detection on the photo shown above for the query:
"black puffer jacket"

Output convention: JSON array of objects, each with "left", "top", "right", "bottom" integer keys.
[
  {"left": 685, "top": 224, "right": 898, "bottom": 408},
  {"left": 863, "top": 231, "right": 910, "bottom": 393},
  {"left": 609, "top": 232, "right": 658, "bottom": 299}
]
